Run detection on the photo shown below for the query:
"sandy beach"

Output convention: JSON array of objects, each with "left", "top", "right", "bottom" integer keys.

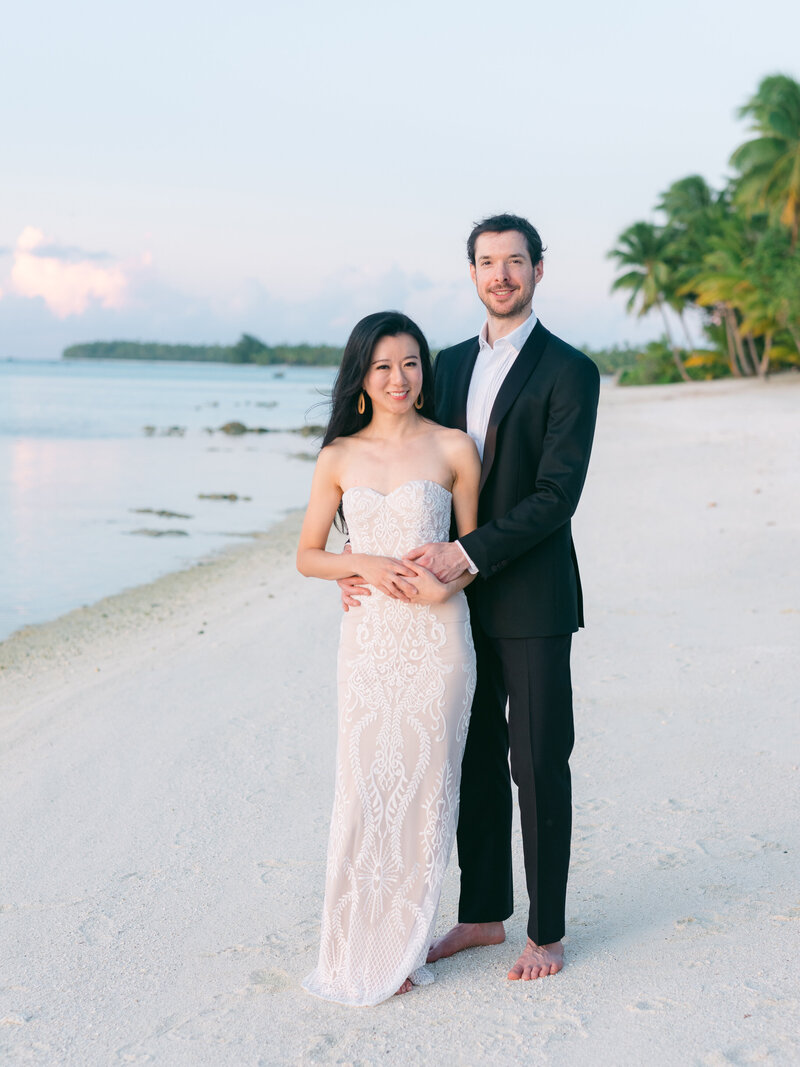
[{"left": 1, "top": 377, "right": 799, "bottom": 1066}]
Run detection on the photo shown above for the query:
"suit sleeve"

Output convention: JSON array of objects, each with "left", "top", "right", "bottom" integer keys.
[{"left": 458, "top": 356, "right": 600, "bottom": 578}]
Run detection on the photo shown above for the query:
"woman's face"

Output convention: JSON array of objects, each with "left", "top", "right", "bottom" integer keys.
[{"left": 362, "top": 333, "right": 423, "bottom": 414}]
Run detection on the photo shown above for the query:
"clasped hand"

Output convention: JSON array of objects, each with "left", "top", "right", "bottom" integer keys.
[
  {"left": 354, "top": 554, "right": 447, "bottom": 604},
  {"left": 337, "top": 544, "right": 448, "bottom": 609},
  {"left": 338, "top": 541, "right": 469, "bottom": 611}
]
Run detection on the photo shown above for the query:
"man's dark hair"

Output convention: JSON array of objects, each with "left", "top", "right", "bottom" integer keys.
[{"left": 467, "top": 213, "right": 545, "bottom": 266}]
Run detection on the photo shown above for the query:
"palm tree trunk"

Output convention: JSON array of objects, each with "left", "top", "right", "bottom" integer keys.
[
  {"left": 759, "top": 332, "right": 773, "bottom": 377},
  {"left": 726, "top": 307, "right": 750, "bottom": 376},
  {"left": 745, "top": 333, "right": 761, "bottom": 376},
  {"left": 787, "top": 322, "right": 800, "bottom": 356},
  {"left": 657, "top": 299, "right": 691, "bottom": 381},
  {"left": 722, "top": 306, "right": 742, "bottom": 377},
  {"left": 679, "top": 310, "right": 695, "bottom": 352}
]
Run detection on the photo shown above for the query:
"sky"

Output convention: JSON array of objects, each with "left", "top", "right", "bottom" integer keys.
[{"left": 2, "top": 0, "right": 799, "bottom": 359}]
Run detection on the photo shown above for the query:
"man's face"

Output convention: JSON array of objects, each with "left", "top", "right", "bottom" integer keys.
[{"left": 470, "top": 230, "right": 543, "bottom": 320}]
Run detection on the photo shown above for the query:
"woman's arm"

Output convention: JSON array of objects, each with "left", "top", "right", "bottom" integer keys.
[
  {"left": 296, "top": 446, "right": 419, "bottom": 598},
  {"left": 296, "top": 446, "right": 352, "bottom": 579},
  {"left": 444, "top": 431, "right": 481, "bottom": 595},
  {"left": 450, "top": 431, "right": 481, "bottom": 541}
]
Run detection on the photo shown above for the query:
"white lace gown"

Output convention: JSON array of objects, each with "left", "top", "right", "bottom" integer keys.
[{"left": 303, "top": 480, "right": 477, "bottom": 1006}]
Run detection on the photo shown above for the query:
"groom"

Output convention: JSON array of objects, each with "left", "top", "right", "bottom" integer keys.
[{"left": 342, "top": 213, "right": 599, "bottom": 980}]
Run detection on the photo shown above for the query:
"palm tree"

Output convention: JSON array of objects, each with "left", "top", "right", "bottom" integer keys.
[
  {"left": 683, "top": 213, "right": 782, "bottom": 377},
  {"left": 608, "top": 222, "right": 690, "bottom": 380},
  {"left": 657, "top": 175, "right": 724, "bottom": 349},
  {"left": 730, "top": 74, "right": 800, "bottom": 247}
]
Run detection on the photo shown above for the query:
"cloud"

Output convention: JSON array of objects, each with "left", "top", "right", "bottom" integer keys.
[
  {"left": 9, "top": 226, "right": 128, "bottom": 318},
  {"left": 33, "top": 243, "right": 113, "bottom": 263}
]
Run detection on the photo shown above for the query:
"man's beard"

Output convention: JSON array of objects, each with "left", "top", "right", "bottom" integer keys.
[{"left": 482, "top": 283, "right": 534, "bottom": 319}]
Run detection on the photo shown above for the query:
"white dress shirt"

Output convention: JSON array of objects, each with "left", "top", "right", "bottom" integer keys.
[
  {"left": 456, "top": 309, "right": 538, "bottom": 573},
  {"left": 466, "top": 310, "right": 538, "bottom": 460}
]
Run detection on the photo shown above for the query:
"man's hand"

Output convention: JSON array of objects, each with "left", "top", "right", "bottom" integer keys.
[
  {"left": 404, "top": 541, "right": 469, "bottom": 583},
  {"left": 336, "top": 543, "right": 418, "bottom": 611}
]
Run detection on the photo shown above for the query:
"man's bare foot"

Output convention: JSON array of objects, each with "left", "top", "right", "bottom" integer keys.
[
  {"left": 426, "top": 922, "right": 506, "bottom": 963},
  {"left": 395, "top": 977, "right": 412, "bottom": 995},
  {"left": 507, "top": 938, "right": 564, "bottom": 980}
]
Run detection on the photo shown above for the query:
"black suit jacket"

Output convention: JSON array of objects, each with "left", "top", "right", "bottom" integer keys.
[{"left": 434, "top": 320, "right": 600, "bottom": 639}]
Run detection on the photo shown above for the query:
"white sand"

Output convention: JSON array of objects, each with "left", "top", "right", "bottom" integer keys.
[{"left": 1, "top": 377, "right": 799, "bottom": 1066}]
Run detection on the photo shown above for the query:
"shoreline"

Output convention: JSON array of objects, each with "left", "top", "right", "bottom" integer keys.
[
  {"left": 0, "top": 507, "right": 309, "bottom": 696},
  {"left": 0, "top": 357, "right": 336, "bottom": 644}
]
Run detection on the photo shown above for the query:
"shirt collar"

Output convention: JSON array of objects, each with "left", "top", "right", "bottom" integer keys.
[{"left": 478, "top": 309, "right": 538, "bottom": 355}]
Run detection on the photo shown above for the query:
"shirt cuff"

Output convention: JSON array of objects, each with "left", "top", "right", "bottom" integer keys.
[{"left": 456, "top": 540, "right": 479, "bottom": 575}]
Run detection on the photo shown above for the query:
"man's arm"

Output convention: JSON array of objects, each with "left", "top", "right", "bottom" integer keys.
[
  {"left": 459, "top": 356, "right": 599, "bottom": 577},
  {"left": 409, "top": 356, "right": 599, "bottom": 582}
]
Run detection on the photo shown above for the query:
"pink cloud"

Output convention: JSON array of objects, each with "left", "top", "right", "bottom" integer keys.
[{"left": 10, "top": 227, "right": 128, "bottom": 318}]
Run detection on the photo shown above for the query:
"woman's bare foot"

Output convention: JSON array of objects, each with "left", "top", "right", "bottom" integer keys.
[
  {"left": 507, "top": 938, "right": 564, "bottom": 980},
  {"left": 395, "top": 977, "right": 413, "bottom": 995},
  {"left": 426, "top": 921, "right": 506, "bottom": 963}
]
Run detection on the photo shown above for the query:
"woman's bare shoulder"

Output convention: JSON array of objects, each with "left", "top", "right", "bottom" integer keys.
[
  {"left": 314, "top": 436, "right": 352, "bottom": 480},
  {"left": 435, "top": 425, "right": 479, "bottom": 460}
]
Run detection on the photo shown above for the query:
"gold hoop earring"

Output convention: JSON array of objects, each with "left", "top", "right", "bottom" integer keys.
[
  {"left": 414, "top": 392, "right": 424, "bottom": 410},
  {"left": 357, "top": 391, "right": 366, "bottom": 415}
]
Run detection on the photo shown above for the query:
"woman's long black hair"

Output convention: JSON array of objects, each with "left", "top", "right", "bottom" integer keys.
[{"left": 321, "top": 310, "right": 436, "bottom": 530}]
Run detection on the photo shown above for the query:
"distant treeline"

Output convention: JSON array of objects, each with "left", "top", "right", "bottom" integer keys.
[
  {"left": 63, "top": 333, "right": 639, "bottom": 377},
  {"left": 63, "top": 334, "right": 344, "bottom": 366},
  {"left": 582, "top": 345, "right": 639, "bottom": 378}
]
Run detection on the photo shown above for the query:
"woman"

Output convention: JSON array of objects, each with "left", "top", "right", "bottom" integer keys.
[{"left": 296, "top": 311, "right": 480, "bottom": 1005}]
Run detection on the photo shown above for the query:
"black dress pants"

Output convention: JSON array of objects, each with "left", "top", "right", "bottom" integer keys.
[{"left": 456, "top": 617, "right": 574, "bottom": 946}]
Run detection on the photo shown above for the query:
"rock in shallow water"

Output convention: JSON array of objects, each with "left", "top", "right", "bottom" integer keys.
[
  {"left": 128, "top": 528, "right": 189, "bottom": 537},
  {"left": 130, "top": 508, "right": 193, "bottom": 519},
  {"left": 197, "top": 493, "right": 252, "bottom": 501}
]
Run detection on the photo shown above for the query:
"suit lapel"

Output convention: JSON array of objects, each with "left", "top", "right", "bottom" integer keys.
[
  {"left": 449, "top": 339, "right": 480, "bottom": 432},
  {"left": 479, "top": 321, "right": 550, "bottom": 492}
]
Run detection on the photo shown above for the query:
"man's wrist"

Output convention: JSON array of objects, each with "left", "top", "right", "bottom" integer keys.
[{"left": 455, "top": 540, "right": 479, "bottom": 575}]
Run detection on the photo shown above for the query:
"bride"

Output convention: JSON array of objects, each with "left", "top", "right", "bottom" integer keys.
[{"left": 296, "top": 311, "right": 480, "bottom": 1005}]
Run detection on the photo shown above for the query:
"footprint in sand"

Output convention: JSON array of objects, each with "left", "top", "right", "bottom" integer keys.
[
  {"left": 249, "top": 969, "right": 293, "bottom": 993},
  {"left": 673, "top": 913, "right": 729, "bottom": 936},
  {"left": 79, "top": 912, "right": 115, "bottom": 946},
  {"left": 626, "top": 996, "right": 681, "bottom": 1013},
  {"left": 304, "top": 1033, "right": 340, "bottom": 1063}
]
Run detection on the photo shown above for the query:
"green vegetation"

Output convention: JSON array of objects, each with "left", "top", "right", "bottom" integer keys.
[
  {"left": 608, "top": 73, "right": 800, "bottom": 383},
  {"left": 582, "top": 344, "right": 642, "bottom": 378},
  {"left": 63, "top": 334, "right": 343, "bottom": 366}
]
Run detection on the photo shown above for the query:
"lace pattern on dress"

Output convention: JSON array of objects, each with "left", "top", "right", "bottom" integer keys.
[{"left": 302, "top": 480, "right": 476, "bottom": 1006}]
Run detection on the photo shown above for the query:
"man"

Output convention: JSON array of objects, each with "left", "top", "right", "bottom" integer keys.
[{"left": 342, "top": 213, "right": 599, "bottom": 980}]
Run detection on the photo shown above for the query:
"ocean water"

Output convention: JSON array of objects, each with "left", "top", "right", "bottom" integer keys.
[{"left": 0, "top": 359, "right": 337, "bottom": 641}]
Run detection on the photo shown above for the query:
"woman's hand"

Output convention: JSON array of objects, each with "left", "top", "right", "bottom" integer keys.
[
  {"left": 403, "top": 561, "right": 448, "bottom": 605},
  {"left": 353, "top": 554, "right": 419, "bottom": 601}
]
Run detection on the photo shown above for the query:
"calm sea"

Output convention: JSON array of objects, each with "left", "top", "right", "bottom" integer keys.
[{"left": 0, "top": 359, "right": 337, "bottom": 642}]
